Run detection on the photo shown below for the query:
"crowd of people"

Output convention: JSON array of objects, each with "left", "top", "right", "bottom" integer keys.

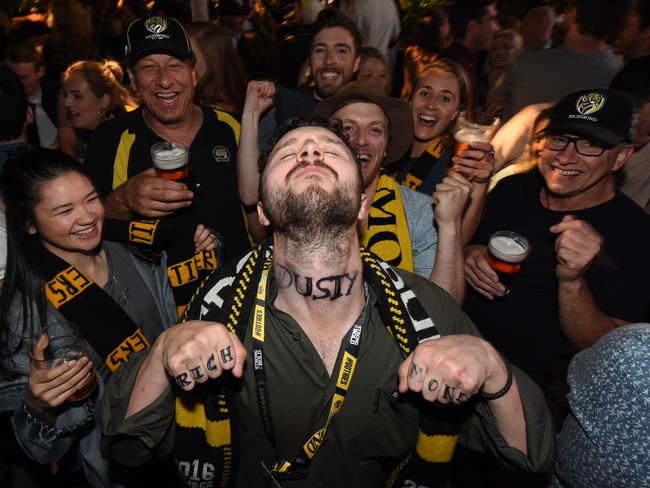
[{"left": 0, "top": 0, "right": 648, "bottom": 487}]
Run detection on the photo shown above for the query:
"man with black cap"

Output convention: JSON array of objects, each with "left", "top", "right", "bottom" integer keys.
[
  {"left": 464, "top": 89, "right": 650, "bottom": 426},
  {"left": 84, "top": 16, "right": 250, "bottom": 313}
]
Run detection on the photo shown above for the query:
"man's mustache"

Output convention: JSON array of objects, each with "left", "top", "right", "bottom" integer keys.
[{"left": 285, "top": 160, "right": 338, "bottom": 182}]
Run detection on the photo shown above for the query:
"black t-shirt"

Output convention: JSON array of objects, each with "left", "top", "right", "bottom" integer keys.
[
  {"left": 84, "top": 107, "right": 251, "bottom": 309},
  {"left": 464, "top": 173, "right": 650, "bottom": 390}
]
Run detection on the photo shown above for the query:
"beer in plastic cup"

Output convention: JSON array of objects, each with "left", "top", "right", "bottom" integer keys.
[
  {"left": 29, "top": 325, "right": 97, "bottom": 402},
  {"left": 151, "top": 141, "right": 189, "bottom": 183},
  {"left": 451, "top": 110, "right": 500, "bottom": 177},
  {"left": 486, "top": 230, "right": 529, "bottom": 293}
]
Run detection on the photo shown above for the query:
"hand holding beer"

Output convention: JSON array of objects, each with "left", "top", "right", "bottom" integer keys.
[
  {"left": 26, "top": 326, "right": 97, "bottom": 416},
  {"left": 465, "top": 230, "right": 529, "bottom": 300},
  {"left": 451, "top": 110, "right": 499, "bottom": 180},
  {"left": 550, "top": 215, "right": 603, "bottom": 283}
]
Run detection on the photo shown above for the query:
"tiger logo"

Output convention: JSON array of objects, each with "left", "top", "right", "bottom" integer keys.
[
  {"left": 144, "top": 17, "right": 168, "bottom": 34},
  {"left": 575, "top": 93, "right": 606, "bottom": 116}
]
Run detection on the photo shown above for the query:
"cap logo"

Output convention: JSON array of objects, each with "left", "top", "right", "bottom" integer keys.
[
  {"left": 144, "top": 17, "right": 170, "bottom": 40},
  {"left": 575, "top": 93, "right": 606, "bottom": 116}
]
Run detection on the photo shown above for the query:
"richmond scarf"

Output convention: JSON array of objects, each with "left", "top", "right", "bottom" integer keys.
[{"left": 362, "top": 174, "right": 414, "bottom": 272}]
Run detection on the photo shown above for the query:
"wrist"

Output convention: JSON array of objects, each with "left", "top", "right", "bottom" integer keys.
[
  {"left": 481, "top": 348, "right": 511, "bottom": 398},
  {"left": 558, "top": 275, "right": 586, "bottom": 290}
]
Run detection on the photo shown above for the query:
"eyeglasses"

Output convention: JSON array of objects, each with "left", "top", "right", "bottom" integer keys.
[{"left": 538, "top": 134, "right": 609, "bottom": 157}]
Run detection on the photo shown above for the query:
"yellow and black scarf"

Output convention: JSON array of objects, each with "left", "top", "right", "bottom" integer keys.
[
  {"left": 103, "top": 217, "right": 222, "bottom": 318},
  {"left": 173, "top": 240, "right": 463, "bottom": 487},
  {"left": 40, "top": 245, "right": 150, "bottom": 373},
  {"left": 362, "top": 174, "right": 413, "bottom": 272},
  {"left": 400, "top": 137, "right": 451, "bottom": 194}
]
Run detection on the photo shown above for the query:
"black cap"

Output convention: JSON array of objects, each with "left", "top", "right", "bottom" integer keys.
[
  {"left": 125, "top": 16, "right": 193, "bottom": 66},
  {"left": 545, "top": 89, "right": 635, "bottom": 146}
]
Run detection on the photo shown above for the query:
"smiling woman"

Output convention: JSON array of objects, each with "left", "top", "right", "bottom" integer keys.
[
  {"left": 58, "top": 60, "right": 135, "bottom": 161},
  {"left": 0, "top": 149, "right": 178, "bottom": 486}
]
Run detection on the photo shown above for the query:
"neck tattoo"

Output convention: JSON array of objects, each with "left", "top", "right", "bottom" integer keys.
[{"left": 276, "top": 263, "right": 359, "bottom": 301}]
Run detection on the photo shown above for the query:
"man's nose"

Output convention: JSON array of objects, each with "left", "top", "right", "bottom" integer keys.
[{"left": 298, "top": 140, "right": 324, "bottom": 162}]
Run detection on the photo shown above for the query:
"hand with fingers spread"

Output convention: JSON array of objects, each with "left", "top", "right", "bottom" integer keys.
[
  {"left": 153, "top": 321, "right": 247, "bottom": 392},
  {"left": 433, "top": 172, "right": 473, "bottom": 229},
  {"left": 464, "top": 244, "right": 506, "bottom": 299},
  {"left": 115, "top": 167, "right": 194, "bottom": 218},
  {"left": 25, "top": 333, "right": 95, "bottom": 415},
  {"left": 450, "top": 141, "right": 496, "bottom": 183},
  {"left": 397, "top": 334, "right": 509, "bottom": 404},
  {"left": 194, "top": 224, "right": 220, "bottom": 252},
  {"left": 550, "top": 215, "right": 603, "bottom": 283}
]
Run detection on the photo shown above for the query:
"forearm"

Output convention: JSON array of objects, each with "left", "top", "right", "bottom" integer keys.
[
  {"left": 485, "top": 377, "right": 528, "bottom": 454},
  {"left": 461, "top": 183, "right": 488, "bottom": 245},
  {"left": 125, "top": 346, "right": 171, "bottom": 419},
  {"left": 558, "top": 278, "right": 623, "bottom": 350},
  {"left": 237, "top": 110, "right": 263, "bottom": 206},
  {"left": 429, "top": 222, "right": 465, "bottom": 303}
]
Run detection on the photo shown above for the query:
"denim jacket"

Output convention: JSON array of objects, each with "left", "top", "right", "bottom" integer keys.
[{"left": 0, "top": 241, "right": 177, "bottom": 487}]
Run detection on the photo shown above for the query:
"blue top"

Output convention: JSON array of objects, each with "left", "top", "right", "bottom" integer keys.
[{"left": 552, "top": 323, "right": 650, "bottom": 488}]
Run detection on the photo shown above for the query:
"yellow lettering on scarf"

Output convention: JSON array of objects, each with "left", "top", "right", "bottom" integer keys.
[
  {"left": 105, "top": 328, "right": 150, "bottom": 372},
  {"left": 426, "top": 137, "right": 445, "bottom": 158},
  {"left": 44, "top": 266, "right": 92, "bottom": 308},
  {"left": 129, "top": 219, "right": 160, "bottom": 245},
  {"left": 167, "top": 250, "right": 220, "bottom": 288},
  {"left": 361, "top": 175, "right": 413, "bottom": 271}
]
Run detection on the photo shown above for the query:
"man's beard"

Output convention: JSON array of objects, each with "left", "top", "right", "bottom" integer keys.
[{"left": 261, "top": 178, "right": 362, "bottom": 254}]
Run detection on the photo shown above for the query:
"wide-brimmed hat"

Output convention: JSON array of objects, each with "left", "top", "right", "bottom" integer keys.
[
  {"left": 313, "top": 79, "right": 413, "bottom": 165},
  {"left": 125, "top": 16, "right": 193, "bottom": 66},
  {"left": 545, "top": 89, "right": 634, "bottom": 146}
]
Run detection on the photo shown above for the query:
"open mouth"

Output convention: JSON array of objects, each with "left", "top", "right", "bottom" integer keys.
[
  {"left": 357, "top": 153, "right": 372, "bottom": 167},
  {"left": 318, "top": 70, "right": 341, "bottom": 81},
  {"left": 155, "top": 92, "right": 179, "bottom": 103},
  {"left": 552, "top": 167, "right": 580, "bottom": 176},
  {"left": 417, "top": 113, "right": 439, "bottom": 126},
  {"left": 71, "top": 224, "right": 98, "bottom": 238}
]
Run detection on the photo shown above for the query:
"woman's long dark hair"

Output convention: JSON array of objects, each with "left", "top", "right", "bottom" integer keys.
[{"left": 0, "top": 149, "right": 92, "bottom": 372}]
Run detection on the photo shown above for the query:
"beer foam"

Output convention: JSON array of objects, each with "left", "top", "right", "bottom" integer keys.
[
  {"left": 489, "top": 235, "right": 528, "bottom": 263},
  {"left": 152, "top": 147, "right": 187, "bottom": 170},
  {"left": 455, "top": 128, "right": 491, "bottom": 144}
]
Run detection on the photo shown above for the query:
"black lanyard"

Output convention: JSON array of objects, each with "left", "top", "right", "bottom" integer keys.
[{"left": 252, "top": 258, "right": 367, "bottom": 474}]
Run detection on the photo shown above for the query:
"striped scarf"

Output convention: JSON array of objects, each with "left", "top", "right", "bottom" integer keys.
[{"left": 174, "top": 240, "right": 462, "bottom": 487}]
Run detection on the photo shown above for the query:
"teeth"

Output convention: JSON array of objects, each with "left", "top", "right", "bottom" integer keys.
[
  {"left": 418, "top": 114, "right": 438, "bottom": 122},
  {"left": 156, "top": 93, "right": 177, "bottom": 99},
  {"left": 553, "top": 168, "right": 579, "bottom": 176},
  {"left": 321, "top": 71, "right": 338, "bottom": 80},
  {"left": 357, "top": 154, "right": 370, "bottom": 162},
  {"left": 73, "top": 226, "right": 94, "bottom": 236}
]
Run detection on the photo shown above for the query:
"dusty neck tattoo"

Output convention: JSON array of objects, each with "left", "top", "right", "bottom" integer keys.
[{"left": 275, "top": 262, "right": 359, "bottom": 301}]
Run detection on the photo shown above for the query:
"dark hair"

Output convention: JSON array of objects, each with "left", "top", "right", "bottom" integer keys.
[
  {"left": 257, "top": 118, "right": 360, "bottom": 201},
  {"left": 3, "top": 39, "right": 44, "bottom": 68},
  {"left": 447, "top": 0, "right": 497, "bottom": 40},
  {"left": 311, "top": 8, "right": 362, "bottom": 56},
  {"left": 639, "top": 0, "right": 650, "bottom": 32},
  {"left": 185, "top": 22, "right": 248, "bottom": 114},
  {"left": 569, "top": 0, "right": 633, "bottom": 40},
  {"left": 610, "top": 57, "right": 650, "bottom": 106},
  {"left": 0, "top": 65, "right": 28, "bottom": 141},
  {"left": 0, "top": 150, "right": 94, "bottom": 370}
]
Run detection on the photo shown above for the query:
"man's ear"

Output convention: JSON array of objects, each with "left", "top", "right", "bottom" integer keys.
[
  {"left": 352, "top": 54, "right": 361, "bottom": 74},
  {"left": 27, "top": 223, "right": 37, "bottom": 235},
  {"left": 127, "top": 68, "right": 138, "bottom": 94},
  {"left": 257, "top": 201, "right": 271, "bottom": 227},
  {"left": 36, "top": 64, "right": 46, "bottom": 80},
  {"left": 26, "top": 105, "right": 34, "bottom": 124},
  {"left": 357, "top": 191, "right": 369, "bottom": 222},
  {"left": 613, "top": 144, "right": 634, "bottom": 171}
]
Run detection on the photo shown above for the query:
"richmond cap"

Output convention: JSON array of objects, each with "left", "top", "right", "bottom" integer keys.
[
  {"left": 545, "top": 89, "right": 635, "bottom": 146},
  {"left": 125, "top": 16, "right": 193, "bottom": 66}
]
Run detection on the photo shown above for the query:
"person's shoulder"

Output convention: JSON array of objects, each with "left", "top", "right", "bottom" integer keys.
[
  {"left": 491, "top": 171, "right": 540, "bottom": 196},
  {"left": 205, "top": 106, "right": 241, "bottom": 143},
  {"left": 397, "top": 182, "right": 432, "bottom": 208},
  {"left": 607, "top": 191, "right": 650, "bottom": 227},
  {"left": 92, "top": 108, "right": 143, "bottom": 139}
]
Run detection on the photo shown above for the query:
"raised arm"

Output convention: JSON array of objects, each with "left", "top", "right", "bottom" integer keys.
[{"left": 238, "top": 81, "right": 275, "bottom": 243}]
